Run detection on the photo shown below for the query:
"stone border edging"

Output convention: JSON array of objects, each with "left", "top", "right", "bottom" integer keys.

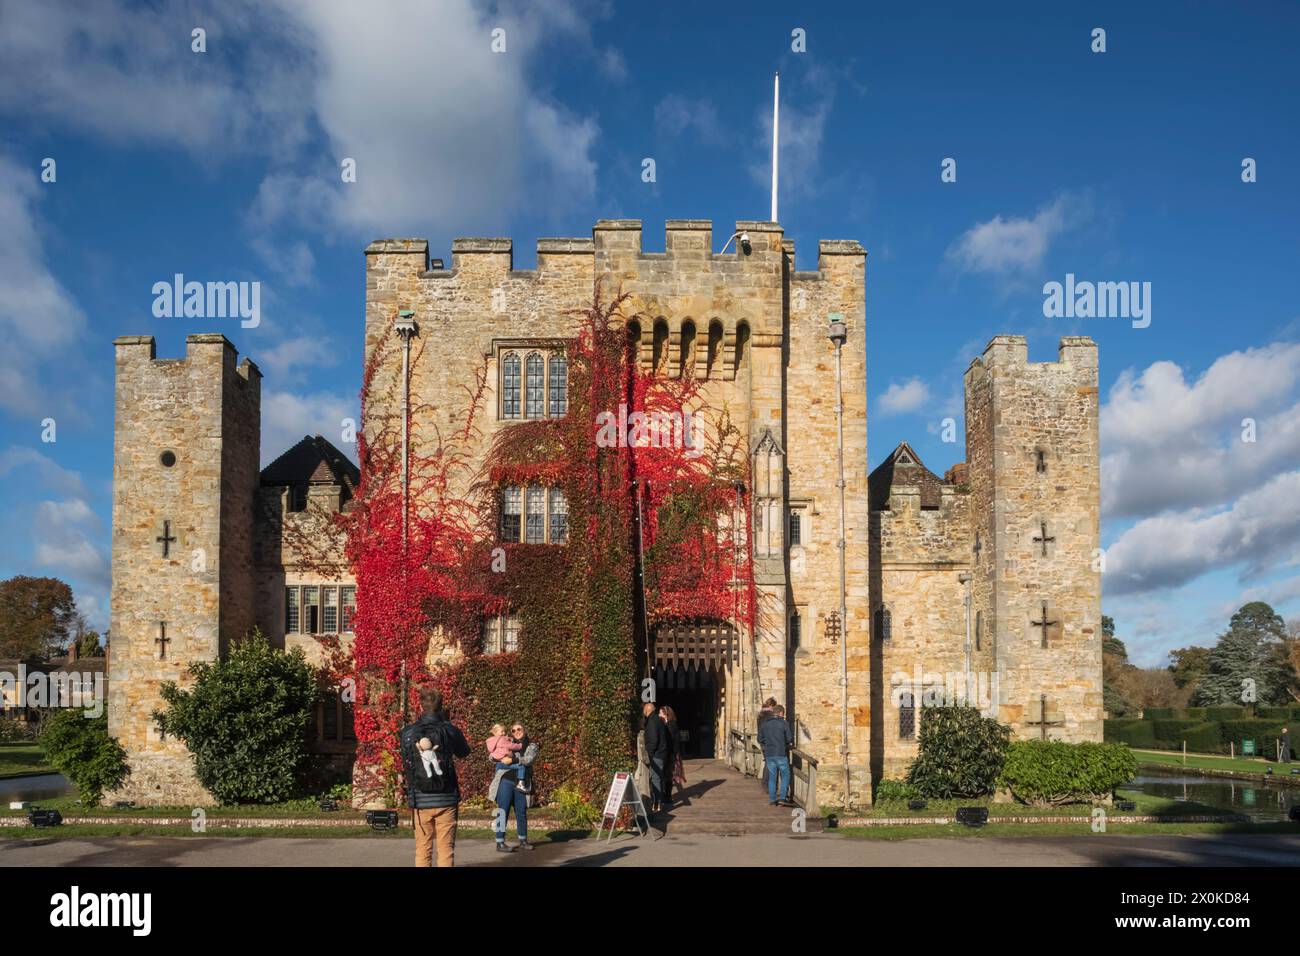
[{"left": 0, "top": 815, "right": 561, "bottom": 830}]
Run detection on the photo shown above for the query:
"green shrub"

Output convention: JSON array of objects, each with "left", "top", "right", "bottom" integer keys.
[
  {"left": 39, "top": 710, "right": 129, "bottom": 806},
  {"left": 1142, "top": 707, "right": 1175, "bottom": 720},
  {"left": 1257, "top": 707, "right": 1289, "bottom": 719},
  {"left": 551, "top": 783, "right": 601, "bottom": 829},
  {"left": 906, "top": 705, "right": 1011, "bottom": 798},
  {"left": 1183, "top": 707, "right": 1206, "bottom": 720},
  {"left": 1219, "top": 718, "right": 1288, "bottom": 756},
  {"left": 154, "top": 631, "right": 317, "bottom": 804},
  {"left": 1182, "top": 722, "right": 1222, "bottom": 752},
  {"left": 998, "top": 740, "right": 1137, "bottom": 806},
  {"left": 0, "top": 716, "right": 34, "bottom": 742},
  {"left": 1151, "top": 718, "right": 1204, "bottom": 742},
  {"left": 1104, "top": 719, "right": 1155, "bottom": 748},
  {"left": 874, "top": 778, "right": 920, "bottom": 801},
  {"left": 1205, "top": 706, "right": 1248, "bottom": 721}
]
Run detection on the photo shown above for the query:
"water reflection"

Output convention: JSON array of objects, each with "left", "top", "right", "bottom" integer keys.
[
  {"left": 0, "top": 773, "right": 73, "bottom": 804},
  {"left": 1128, "top": 773, "right": 1297, "bottom": 821}
]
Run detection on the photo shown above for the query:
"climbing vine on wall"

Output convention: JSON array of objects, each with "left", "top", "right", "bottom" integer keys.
[{"left": 333, "top": 283, "right": 755, "bottom": 806}]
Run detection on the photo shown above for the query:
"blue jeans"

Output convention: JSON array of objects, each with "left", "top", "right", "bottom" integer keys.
[
  {"left": 766, "top": 755, "right": 790, "bottom": 803},
  {"left": 494, "top": 771, "right": 528, "bottom": 843}
]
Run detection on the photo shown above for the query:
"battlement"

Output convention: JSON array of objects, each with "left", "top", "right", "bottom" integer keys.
[
  {"left": 967, "top": 335, "right": 1098, "bottom": 375},
  {"left": 114, "top": 334, "right": 261, "bottom": 383}
]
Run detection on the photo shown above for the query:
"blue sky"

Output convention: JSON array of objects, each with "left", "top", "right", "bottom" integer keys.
[{"left": 1, "top": 0, "right": 1297, "bottom": 665}]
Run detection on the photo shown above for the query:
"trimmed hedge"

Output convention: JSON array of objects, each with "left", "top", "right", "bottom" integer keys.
[
  {"left": 1142, "top": 707, "right": 1176, "bottom": 720},
  {"left": 999, "top": 740, "right": 1138, "bottom": 806},
  {"left": 1104, "top": 719, "right": 1155, "bottom": 748},
  {"left": 1204, "top": 706, "right": 1248, "bottom": 721},
  {"left": 1183, "top": 707, "right": 1206, "bottom": 720}
]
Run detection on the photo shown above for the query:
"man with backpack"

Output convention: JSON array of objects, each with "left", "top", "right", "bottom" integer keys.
[{"left": 399, "top": 688, "right": 471, "bottom": 867}]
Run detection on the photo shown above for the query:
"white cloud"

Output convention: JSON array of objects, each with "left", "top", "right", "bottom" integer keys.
[
  {"left": 256, "top": 335, "right": 340, "bottom": 383},
  {"left": 262, "top": 389, "right": 358, "bottom": 466},
  {"left": 0, "top": 155, "right": 88, "bottom": 416},
  {"left": 877, "top": 377, "right": 931, "bottom": 416},
  {"left": 655, "top": 95, "right": 724, "bottom": 145},
  {"left": 1101, "top": 343, "right": 1300, "bottom": 519},
  {"left": 1, "top": 0, "right": 606, "bottom": 272},
  {"left": 749, "top": 66, "right": 836, "bottom": 203},
  {"left": 34, "top": 498, "right": 109, "bottom": 588},
  {"left": 946, "top": 195, "right": 1084, "bottom": 276},
  {"left": 1105, "top": 470, "right": 1300, "bottom": 597},
  {"left": 0, "top": 446, "right": 87, "bottom": 498}
]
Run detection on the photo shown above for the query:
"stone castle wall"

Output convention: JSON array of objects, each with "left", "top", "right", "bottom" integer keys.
[
  {"left": 965, "top": 336, "right": 1102, "bottom": 741},
  {"left": 108, "top": 334, "right": 261, "bottom": 805}
]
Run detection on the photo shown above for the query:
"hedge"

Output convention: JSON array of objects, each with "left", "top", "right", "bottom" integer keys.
[
  {"left": 1183, "top": 707, "right": 1206, "bottom": 720},
  {"left": 999, "top": 740, "right": 1138, "bottom": 806},
  {"left": 1204, "top": 706, "right": 1248, "bottom": 721},
  {"left": 1104, "top": 719, "right": 1155, "bottom": 748},
  {"left": 1142, "top": 707, "right": 1175, "bottom": 720}
]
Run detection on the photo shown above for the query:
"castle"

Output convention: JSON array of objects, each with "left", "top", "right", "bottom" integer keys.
[{"left": 108, "top": 218, "right": 1102, "bottom": 809}]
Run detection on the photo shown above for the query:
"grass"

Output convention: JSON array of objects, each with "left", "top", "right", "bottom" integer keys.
[
  {"left": 0, "top": 742, "right": 53, "bottom": 778},
  {"left": 0, "top": 822, "right": 587, "bottom": 841},
  {"left": 859, "top": 786, "right": 1223, "bottom": 820},
  {"left": 1134, "top": 748, "right": 1300, "bottom": 777},
  {"left": 836, "top": 820, "right": 1300, "bottom": 840}
]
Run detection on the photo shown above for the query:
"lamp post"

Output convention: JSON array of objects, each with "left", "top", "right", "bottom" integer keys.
[
  {"left": 395, "top": 310, "right": 418, "bottom": 722},
  {"left": 958, "top": 572, "right": 972, "bottom": 706},
  {"left": 827, "top": 312, "right": 849, "bottom": 805}
]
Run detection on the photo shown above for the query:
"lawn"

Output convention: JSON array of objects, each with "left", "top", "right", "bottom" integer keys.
[
  {"left": 836, "top": 820, "right": 1300, "bottom": 840},
  {"left": 0, "top": 743, "right": 54, "bottom": 778},
  {"left": 857, "top": 786, "right": 1223, "bottom": 820},
  {"left": 1134, "top": 748, "right": 1300, "bottom": 777}
]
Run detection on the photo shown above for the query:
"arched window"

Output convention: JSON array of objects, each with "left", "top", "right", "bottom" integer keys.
[
  {"left": 525, "top": 353, "right": 544, "bottom": 418},
  {"left": 875, "top": 606, "right": 892, "bottom": 642},
  {"left": 652, "top": 319, "right": 669, "bottom": 372},
  {"left": 501, "top": 353, "right": 521, "bottom": 419},
  {"left": 548, "top": 353, "right": 568, "bottom": 417},
  {"left": 735, "top": 321, "right": 750, "bottom": 375}
]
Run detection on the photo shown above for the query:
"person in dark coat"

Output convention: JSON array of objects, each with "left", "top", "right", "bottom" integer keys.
[
  {"left": 398, "top": 688, "right": 471, "bottom": 867},
  {"left": 642, "top": 701, "right": 671, "bottom": 812},
  {"left": 1281, "top": 727, "right": 1292, "bottom": 764},
  {"left": 758, "top": 704, "right": 794, "bottom": 806}
]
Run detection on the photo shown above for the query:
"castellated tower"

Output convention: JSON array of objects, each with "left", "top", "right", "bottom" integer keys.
[
  {"left": 108, "top": 334, "right": 261, "bottom": 805},
  {"left": 964, "top": 335, "right": 1102, "bottom": 741}
]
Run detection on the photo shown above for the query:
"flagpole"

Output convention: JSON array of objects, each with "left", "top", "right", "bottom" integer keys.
[{"left": 771, "top": 72, "right": 779, "bottom": 223}]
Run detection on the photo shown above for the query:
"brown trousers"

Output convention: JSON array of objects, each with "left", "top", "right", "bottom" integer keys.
[{"left": 413, "top": 805, "right": 458, "bottom": 867}]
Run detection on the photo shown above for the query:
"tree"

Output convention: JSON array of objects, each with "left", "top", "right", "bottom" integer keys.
[
  {"left": 1169, "top": 645, "right": 1211, "bottom": 691},
  {"left": 154, "top": 630, "right": 318, "bottom": 804},
  {"left": 1190, "top": 602, "right": 1293, "bottom": 707},
  {"left": 78, "top": 630, "right": 104, "bottom": 658},
  {"left": 40, "top": 710, "right": 129, "bottom": 806},
  {"left": 0, "top": 576, "right": 78, "bottom": 659},
  {"left": 1101, "top": 614, "right": 1135, "bottom": 716}
]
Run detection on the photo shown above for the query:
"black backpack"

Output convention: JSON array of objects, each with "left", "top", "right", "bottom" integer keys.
[{"left": 400, "top": 719, "right": 456, "bottom": 796}]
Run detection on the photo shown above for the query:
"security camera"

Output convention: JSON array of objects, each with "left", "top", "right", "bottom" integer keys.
[{"left": 739, "top": 232, "right": 752, "bottom": 255}]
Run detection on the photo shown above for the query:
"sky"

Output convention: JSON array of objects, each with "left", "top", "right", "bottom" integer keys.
[{"left": 0, "top": 0, "right": 1297, "bottom": 666}]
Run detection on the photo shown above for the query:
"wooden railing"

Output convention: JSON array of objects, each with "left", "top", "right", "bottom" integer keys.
[{"left": 727, "top": 729, "right": 818, "bottom": 814}]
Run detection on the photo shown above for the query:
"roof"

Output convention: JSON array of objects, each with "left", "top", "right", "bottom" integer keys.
[
  {"left": 261, "top": 435, "right": 361, "bottom": 501},
  {"left": 868, "top": 442, "right": 950, "bottom": 510}
]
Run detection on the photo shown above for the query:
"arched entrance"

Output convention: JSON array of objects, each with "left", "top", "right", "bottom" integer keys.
[{"left": 650, "top": 621, "right": 735, "bottom": 759}]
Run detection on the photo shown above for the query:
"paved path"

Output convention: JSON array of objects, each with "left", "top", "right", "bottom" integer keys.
[
  {"left": 653, "top": 758, "right": 799, "bottom": 834},
  {"left": 6, "top": 831, "right": 1300, "bottom": 867}
]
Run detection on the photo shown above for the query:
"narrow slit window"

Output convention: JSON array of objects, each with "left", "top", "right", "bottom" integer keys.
[{"left": 285, "top": 587, "right": 300, "bottom": 634}]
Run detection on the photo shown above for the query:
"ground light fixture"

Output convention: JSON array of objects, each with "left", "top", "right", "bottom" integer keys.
[{"left": 366, "top": 810, "right": 399, "bottom": 831}]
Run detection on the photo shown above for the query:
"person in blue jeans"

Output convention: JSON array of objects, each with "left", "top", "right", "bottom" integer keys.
[
  {"left": 757, "top": 704, "right": 794, "bottom": 806},
  {"left": 492, "top": 721, "right": 534, "bottom": 853}
]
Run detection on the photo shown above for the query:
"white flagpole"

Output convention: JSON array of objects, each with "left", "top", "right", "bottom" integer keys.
[{"left": 771, "top": 72, "right": 779, "bottom": 223}]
